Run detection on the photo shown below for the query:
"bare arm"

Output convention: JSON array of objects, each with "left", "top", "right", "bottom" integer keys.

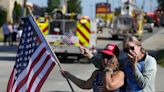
[
  {"left": 61, "top": 70, "right": 98, "bottom": 89},
  {"left": 104, "top": 70, "right": 125, "bottom": 91}
]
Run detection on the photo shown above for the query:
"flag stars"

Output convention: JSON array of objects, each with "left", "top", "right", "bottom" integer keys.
[
  {"left": 22, "top": 39, "right": 25, "bottom": 43},
  {"left": 28, "top": 26, "right": 31, "bottom": 30},
  {"left": 23, "top": 33, "right": 26, "bottom": 37},
  {"left": 25, "top": 51, "right": 28, "bottom": 55},
  {"left": 29, "top": 44, "right": 32, "bottom": 48},
  {"left": 19, "top": 63, "right": 22, "bottom": 67},
  {"left": 20, "top": 52, "right": 23, "bottom": 56},
  {"left": 16, "top": 64, "right": 19, "bottom": 69},
  {"left": 27, "top": 39, "right": 30, "bottom": 43},
  {"left": 28, "top": 56, "right": 30, "bottom": 60},
  {"left": 26, "top": 45, "right": 29, "bottom": 49},
  {"left": 17, "top": 69, "right": 21, "bottom": 74},
  {"left": 24, "top": 57, "right": 27, "bottom": 61},
  {"left": 17, "top": 58, "right": 20, "bottom": 62},
  {"left": 31, "top": 31, "right": 33, "bottom": 35},
  {"left": 33, "top": 37, "right": 36, "bottom": 41},
  {"left": 23, "top": 63, "right": 27, "bottom": 67},
  {"left": 28, "top": 50, "right": 31, "bottom": 54},
  {"left": 28, "top": 33, "right": 31, "bottom": 37},
  {"left": 20, "top": 57, "right": 22, "bottom": 61}
]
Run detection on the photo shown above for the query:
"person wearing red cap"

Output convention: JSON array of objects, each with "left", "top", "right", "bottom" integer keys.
[{"left": 61, "top": 44, "right": 125, "bottom": 92}]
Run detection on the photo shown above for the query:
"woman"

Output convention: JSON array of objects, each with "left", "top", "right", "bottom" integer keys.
[
  {"left": 123, "top": 36, "right": 157, "bottom": 92},
  {"left": 61, "top": 44, "right": 125, "bottom": 92}
]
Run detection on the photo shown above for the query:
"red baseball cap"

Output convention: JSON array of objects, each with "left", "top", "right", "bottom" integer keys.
[{"left": 101, "top": 44, "right": 120, "bottom": 57}]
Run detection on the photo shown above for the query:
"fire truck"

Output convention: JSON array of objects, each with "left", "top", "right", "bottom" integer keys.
[
  {"left": 36, "top": 15, "right": 97, "bottom": 62},
  {"left": 110, "top": 14, "right": 143, "bottom": 40}
]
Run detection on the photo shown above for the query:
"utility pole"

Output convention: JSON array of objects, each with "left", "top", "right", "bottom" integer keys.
[
  {"left": 150, "top": 0, "right": 153, "bottom": 12},
  {"left": 141, "top": 0, "right": 145, "bottom": 11},
  {"left": 106, "top": 0, "right": 109, "bottom": 27},
  {"left": 127, "top": 0, "right": 129, "bottom": 15},
  {"left": 90, "top": 4, "right": 93, "bottom": 19},
  {"left": 23, "top": 0, "right": 27, "bottom": 16}
]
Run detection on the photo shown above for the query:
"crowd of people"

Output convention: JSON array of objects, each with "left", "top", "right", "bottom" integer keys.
[
  {"left": 60, "top": 36, "right": 157, "bottom": 92},
  {"left": 2, "top": 21, "right": 23, "bottom": 46}
]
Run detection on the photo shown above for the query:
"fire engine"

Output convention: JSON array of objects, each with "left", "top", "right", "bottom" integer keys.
[{"left": 36, "top": 14, "right": 97, "bottom": 62}]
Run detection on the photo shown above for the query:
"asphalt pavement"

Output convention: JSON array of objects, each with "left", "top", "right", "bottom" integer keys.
[
  {"left": 142, "top": 28, "right": 164, "bottom": 92},
  {"left": 0, "top": 28, "right": 164, "bottom": 92}
]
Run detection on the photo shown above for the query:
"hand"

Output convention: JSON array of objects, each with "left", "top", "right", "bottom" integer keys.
[
  {"left": 127, "top": 50, "right": 138, "bottom": 65},
  {"left": 79, "top": 45, "right": 93, "bottom": 59},
  {"left": 104, "top": 67, "right": 113, "bottom": 74},
  {"left": 60, "top": 69, "right": 69, "bottom": 78}
]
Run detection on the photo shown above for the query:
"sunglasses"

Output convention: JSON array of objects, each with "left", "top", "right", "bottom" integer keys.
[
  {"left": 124, "top": 46, "right": 135, "bottom": 53},
  {"left": 102, "top": 54, "right": 113, "bottom": 60}
]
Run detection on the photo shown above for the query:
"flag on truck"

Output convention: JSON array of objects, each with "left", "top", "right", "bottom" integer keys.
[{"left": 7, "top": 16, "right": 56, "bottom": 92}]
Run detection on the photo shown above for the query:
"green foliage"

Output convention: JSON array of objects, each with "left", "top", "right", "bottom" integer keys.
[
  {"left": 114, "top": 7, "right": 121, "bottom": 16},
  {"left": 0, "top": 7, "right": 7, "bottom": 27},
  {"left": 67, "top": 0, "right": 82, "bottom": 14},
  {"left": 47, "top": 0, "right": 60, "bottom": 14},
  {"left": 156, "top": 49, "right": 164, "bottom": 67},
  {"left": 158, "top": 0, "right": 164, "bottom": 11},
  {"left": 13, "top": 1, "right": 22, "bottom": 23}
]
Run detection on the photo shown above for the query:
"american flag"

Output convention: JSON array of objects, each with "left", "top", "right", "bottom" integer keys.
[
  {"left": 7, "top": 16, "right": 56, "bottom": 92},
  {"left": 62, "top": 33, "right": 79, "bottom": 46}
]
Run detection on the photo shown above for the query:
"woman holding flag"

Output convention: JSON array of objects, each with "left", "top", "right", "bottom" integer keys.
[{"left": 61, "top": 44, "right": 125, "bottom": 92}]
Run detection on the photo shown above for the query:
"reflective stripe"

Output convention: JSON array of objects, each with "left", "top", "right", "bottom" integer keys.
[
  {"left": 76, "top": 18, "right": 91, "bottom": 46},
  {"left": 36, "top": 17, "right": 49, "bottom": 35}
]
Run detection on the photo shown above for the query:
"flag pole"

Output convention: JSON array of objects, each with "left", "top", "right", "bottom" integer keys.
[{"left": 26, "top": 7, "right": 75, "bottom": 92}]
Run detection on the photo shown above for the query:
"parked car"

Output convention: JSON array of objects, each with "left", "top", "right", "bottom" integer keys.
[{"left": 143, "top": 15, "right": 154, "bottom": 32}]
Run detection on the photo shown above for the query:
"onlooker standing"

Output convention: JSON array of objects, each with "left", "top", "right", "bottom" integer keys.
[
  {"left": 2, "top": 22, "right": 10, "bottom": 46},
  {"left": 17, "top": 21, "right": 24, "bottom": 41},
  {"left": 12, "top": 22, "right": 18, "bottom": 45},
  {"left": 7, "top": 21, "right": 13, "bottom": 46},
  {"left": 123, "top": 36, "right": 157, "bottom": 92}
]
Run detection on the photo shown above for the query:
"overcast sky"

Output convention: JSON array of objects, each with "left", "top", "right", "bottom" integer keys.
[{"left": 27, "top": 0, "right": 158, "bottom": 19}]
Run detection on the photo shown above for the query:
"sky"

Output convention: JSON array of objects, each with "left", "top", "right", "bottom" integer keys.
[{"left": 27, "top": 0, "right": 158, "bottom": 19}]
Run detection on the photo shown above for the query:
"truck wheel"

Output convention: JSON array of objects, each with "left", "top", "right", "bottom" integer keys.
[
  {"left": 148, "top": 29, "right": 153, "bottom": 33},
  {"left": 112, "top": 35, "right": 118, "bottom": 39}
]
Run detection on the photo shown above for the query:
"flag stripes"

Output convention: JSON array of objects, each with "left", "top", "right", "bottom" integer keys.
[{"left": 11, "top": 43, "right": 55, "bottom": 92}]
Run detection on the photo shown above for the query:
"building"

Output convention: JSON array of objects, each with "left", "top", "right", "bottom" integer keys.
[{"left": 121, "top": 0, "right": 136, "bottom": 16}]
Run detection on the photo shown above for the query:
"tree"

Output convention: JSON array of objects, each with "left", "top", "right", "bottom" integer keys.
[
  {"left": 13, "top": 1, "right": 22, "bottom": 23},
  {"left": 114, "top": 7, "right": 121, "bottom": 16},
  {"left": 158, "top": 0, "right": 164, "bottom": 11},
  {"left": 67, "top": 0, "right": 82, "bottom": 14},
  {"left": 47, "top": 0, "right": 60, "bottom": 14},
  {"left": 0, "top": 7, "right": 7, "bottom": 27}
]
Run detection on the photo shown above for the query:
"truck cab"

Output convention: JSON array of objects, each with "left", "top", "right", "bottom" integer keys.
[{"left": 110, "top": 15, "right": 142, "bottom": 40}]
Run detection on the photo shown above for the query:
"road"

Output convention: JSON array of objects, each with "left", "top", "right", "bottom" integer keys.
[{"left": 0, "top": 27, "right": 163, "bottom": 92}]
